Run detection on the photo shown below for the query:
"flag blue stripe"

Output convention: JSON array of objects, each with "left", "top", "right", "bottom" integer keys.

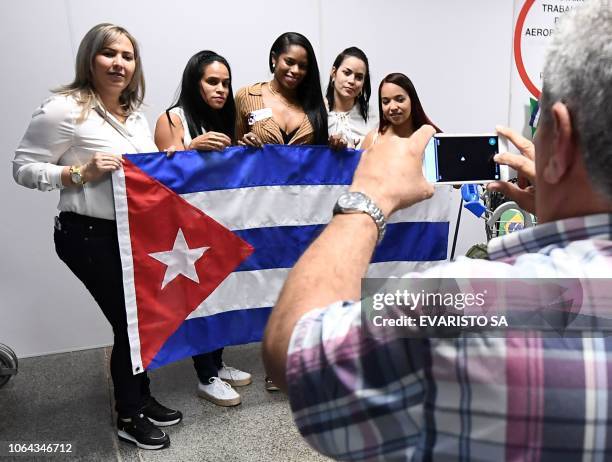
[
  {"left": 124, "top": 145, "right": 362, "bottom": 193},
  {"left": 235, "top": 222, "right": 449, "bottom": 272},
  {"left": 148, "top": 307, "right": 271, "bottom": 370}
]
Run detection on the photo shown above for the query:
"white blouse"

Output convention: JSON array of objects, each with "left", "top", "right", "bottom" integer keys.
[
  {"left": 166, "top": 106, "right": 206, "bottom": 148},
  {"left": 13, "top": 94, "right": 157, "bottom": 220},
  {"left": 328, "top": 104, "right": 378, "bottom": 149}
]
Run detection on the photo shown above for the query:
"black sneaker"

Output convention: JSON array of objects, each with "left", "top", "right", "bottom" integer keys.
[
  {"left": 265, "top": 376, "right": 280, "bottom": 392},
  {"left": 142, "top": 396, "right": 183, "bottom": 427},
  {"left": 117, "top": 413, "right": 170, "bottom": 450}
]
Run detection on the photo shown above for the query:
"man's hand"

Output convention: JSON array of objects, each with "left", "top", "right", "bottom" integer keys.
[
  {"left": 350, "top": 125, "right": 436, "bottom": 218},
  {"left": 487, "top": 126, "right": 536, "bottom": 214}
]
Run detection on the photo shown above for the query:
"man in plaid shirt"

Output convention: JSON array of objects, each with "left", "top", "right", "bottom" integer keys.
[{"left": 263, "top": 1, "right": 612, "bottom": 460}]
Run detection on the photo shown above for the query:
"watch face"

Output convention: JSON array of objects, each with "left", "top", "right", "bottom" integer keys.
[
  {"left": 70, "top": 170, "right": 82, "bottom": 184},
  {"left": 339, "top": 193, "right": 365, "bottom": 209}
]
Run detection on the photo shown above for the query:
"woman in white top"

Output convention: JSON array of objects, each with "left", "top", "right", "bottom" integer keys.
[
  {"left": 326, "top": 47, "right": 376, "bottom": 149},
  {"left": 12, "top": 23, "right": 181, "bottom": 450},
  {"left": 154, "top": 50, "right": 251, "bottom": 408}
]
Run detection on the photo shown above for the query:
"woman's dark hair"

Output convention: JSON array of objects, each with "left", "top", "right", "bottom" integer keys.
[
  {"left": 325, "top": 47, "right": 371, "bottom": 122},
  {"left": 166, "top": 50, "right": 236, "bottom": 141},
  {"left": 378, "top": 73, "right": 441, "bottom": 133},
  {"left": 269, "top": 32, "right": 328, "bottom": 144}
]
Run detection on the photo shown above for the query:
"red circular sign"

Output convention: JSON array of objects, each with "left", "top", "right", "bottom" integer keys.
[{"left": 514, "top": 0, "right": 541, "bottom": 99}]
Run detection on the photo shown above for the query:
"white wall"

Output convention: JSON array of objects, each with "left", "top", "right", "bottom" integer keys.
[{"left": 0, "top": 0, "right": 514, "bottom": 357}]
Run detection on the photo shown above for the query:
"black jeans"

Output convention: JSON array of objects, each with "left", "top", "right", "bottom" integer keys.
[
  {"left": 193, "top": 348, "right": 223, "bottom": 383},
  {"left": 54, "top": 212, "right": 150, "bottom": 416}
]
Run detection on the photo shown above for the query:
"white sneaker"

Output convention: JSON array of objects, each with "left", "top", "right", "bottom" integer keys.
[
  {"left": 218, "top": 363, "right": 252, "bottom": 387},
  {"left": 197, "top": 377, "right": 241, "bottom": 407}
]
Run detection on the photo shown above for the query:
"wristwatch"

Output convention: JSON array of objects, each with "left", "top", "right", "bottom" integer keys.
[
  {"left": 333, "top": 191, "right": 386, "bottom": 244},
  {"left": 69, "top": 165, "right": 85, "bottom": 185}
]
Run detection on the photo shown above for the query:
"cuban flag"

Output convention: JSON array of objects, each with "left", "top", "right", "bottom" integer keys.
[{"left": 113, "top": 145, "right": 452, "bottom": 374}]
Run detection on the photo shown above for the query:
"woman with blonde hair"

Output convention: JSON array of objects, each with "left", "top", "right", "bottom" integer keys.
[{"left": 13, "top": 23, "right": 181, "bottom": 450}]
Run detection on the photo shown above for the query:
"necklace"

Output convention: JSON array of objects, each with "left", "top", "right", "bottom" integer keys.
[
  {"left": 97, "top": 97, "right": 128, "bottom": 123},
  {"left": 110, "top": 109, "right": 128, "bottom": 123},
  {"left": 267, "top": 82, "right": 299, "bottom": 110}
]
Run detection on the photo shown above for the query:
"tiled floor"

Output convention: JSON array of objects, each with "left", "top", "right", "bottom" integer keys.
[{"left": 0, "top": 343, "right": 330, "bottom": 461}]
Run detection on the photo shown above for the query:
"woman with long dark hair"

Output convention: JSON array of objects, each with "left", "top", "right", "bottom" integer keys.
[
  {"left": 235, "top": 32, "right": 326, "bottom": 391},
  {"left": 236, "top": 32, "right": 327, "bottom": 147},
  {"left": 154, "top": 50, "right": 251, "bottom": 408},
  {"left": 13, "top": 23, "right": 181, "bottom": 450},
  {"left": 155, "top": 50, "right": 235, "bottom": 151},
  {"left": 362, "top": 72, "right": 440, "bottom": 149},
  {"left": 325, "top": 47, "right": 376, "bottom": 149}
]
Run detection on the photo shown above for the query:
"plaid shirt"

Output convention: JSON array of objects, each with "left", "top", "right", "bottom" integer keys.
[{"left": 286, "top": 213, "right": 612, "bottom": 461}]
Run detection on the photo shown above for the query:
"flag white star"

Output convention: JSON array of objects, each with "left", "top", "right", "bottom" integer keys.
[{"left": 149, "top": 228, "right": 209, "bottom": 290}]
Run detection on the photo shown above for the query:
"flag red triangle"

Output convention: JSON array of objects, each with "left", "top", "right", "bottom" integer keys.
[{"left": 123, "top": 159, "right": 254, "bottom": 370}]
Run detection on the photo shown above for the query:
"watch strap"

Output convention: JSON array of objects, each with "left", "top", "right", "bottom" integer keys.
[{"left": 333, "top": 192, "right": 387, "bottom": 245}]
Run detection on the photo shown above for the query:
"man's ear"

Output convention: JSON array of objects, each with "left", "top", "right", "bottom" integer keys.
[{"left": 542, "top": 102, "right": 576, "bottom": 184}]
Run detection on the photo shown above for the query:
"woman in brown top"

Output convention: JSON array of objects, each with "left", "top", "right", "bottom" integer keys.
[
  {"left": 235, "top": 33, "right": 327, "bottom": 392},
  {"left": 235, "top": 32, "right": 328, "bottom": 147}
]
